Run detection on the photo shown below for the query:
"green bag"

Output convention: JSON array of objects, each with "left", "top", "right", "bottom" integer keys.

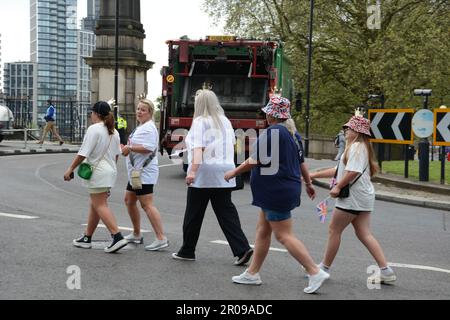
[{"left": 77, "top": 162, "right": 93, "bottom": 180}]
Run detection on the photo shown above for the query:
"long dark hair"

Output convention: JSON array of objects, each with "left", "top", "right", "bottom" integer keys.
[{"left": 97, "top": 113, "right": 115, "bottom": 135}]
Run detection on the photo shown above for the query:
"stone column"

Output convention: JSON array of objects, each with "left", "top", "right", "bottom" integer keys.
[{"left": 85, "top": 0, "right": 153, "bottom": 131}]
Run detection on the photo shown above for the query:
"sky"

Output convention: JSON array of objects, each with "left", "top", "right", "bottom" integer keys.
[{"left": 0, "top": 0, "right": 223, "bottom": 102}]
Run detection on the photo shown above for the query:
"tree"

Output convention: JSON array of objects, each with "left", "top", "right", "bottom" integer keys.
[{"left": 204, "top": 0, "right": 450, "bottom": 135}]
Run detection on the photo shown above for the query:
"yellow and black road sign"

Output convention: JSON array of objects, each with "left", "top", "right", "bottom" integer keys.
[
  {"left": 166, "top": 75, "right": 175, "bottom": 83},
  {"left": 433, "top": 109, "right": 450, "bottom": 146},
  {"left": 368, "top": 109, "right": 414, "bottom": 144}
]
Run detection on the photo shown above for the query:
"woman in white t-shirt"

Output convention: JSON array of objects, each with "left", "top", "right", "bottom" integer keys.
[
  {"left": 120, "top": 99, "right": 168, "bottom": 251},
  {"left": 172, "top": 89, "right": 253, "bottom": 264},
  {"left": 64, "top": 101, "right": 128, "bottom": 253},
  {"left": 310, "top": 115, "right": 396, "bottom": 284}
]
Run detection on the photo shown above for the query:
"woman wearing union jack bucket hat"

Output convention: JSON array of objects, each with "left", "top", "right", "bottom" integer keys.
[
  {"left": 310, "top": 115, "right": 397, "bottom": 285},
  {"left": 224, "top": 95, "right": 330, "bottom": 294}
]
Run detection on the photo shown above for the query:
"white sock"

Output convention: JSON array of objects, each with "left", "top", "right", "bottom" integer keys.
[{"left": 319, "top": 262, "right": 330, "bottom": 271}]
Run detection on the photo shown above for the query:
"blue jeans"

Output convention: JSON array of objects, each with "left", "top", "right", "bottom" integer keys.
[{"left": 262, "top": 208, "right": 292, "bottom": 222}]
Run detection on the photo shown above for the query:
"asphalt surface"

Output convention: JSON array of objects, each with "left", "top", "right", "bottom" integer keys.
[{"left": 0, "top": 150, "right": 449, "bottom": 301}]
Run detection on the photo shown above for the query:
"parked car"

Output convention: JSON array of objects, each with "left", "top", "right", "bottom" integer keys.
[{"left": 0, "top": 105, "right": 14, "bottom": 143}]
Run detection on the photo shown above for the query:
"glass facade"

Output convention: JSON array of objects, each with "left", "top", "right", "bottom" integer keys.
[
  {"left": 3, "top": 62, "right": 35, "bottom": 127},
  {"left": 78, "top": 29, "right": 95, "bottom": 130},
  {"left": 82, "top": 0, "right": 100, "bottom": 32},
  {"left": 30, "top": 0, "right": 78, "bottom": 116}
]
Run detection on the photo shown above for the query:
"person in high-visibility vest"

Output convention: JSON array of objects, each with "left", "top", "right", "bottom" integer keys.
[{"left": 117, "top": 114, "right": 127, "bottom": 145}]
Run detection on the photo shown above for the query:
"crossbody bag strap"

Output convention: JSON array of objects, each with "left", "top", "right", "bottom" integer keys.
[
  {"left": 92, "top": 135, "right": 113, "bottom": 171},
  {"left": 129, "top": 148, "right": 156, "bottom": 169},
  {"left": 349, "top": 165, "right": 368, "bottom": 187}
]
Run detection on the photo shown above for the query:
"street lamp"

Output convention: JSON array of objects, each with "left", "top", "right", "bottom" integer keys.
[
  {"left": 413, "top": 88, "right": 432, "bottom": 181},
  {"left": 304, "top": 0, "right": 314, "bottom": 157},
  {"left": 368, "top": 93, "right": 385, "bottom": 170},
  {"left": 114, "top": 0, "right": 120, "bottom": 129}
]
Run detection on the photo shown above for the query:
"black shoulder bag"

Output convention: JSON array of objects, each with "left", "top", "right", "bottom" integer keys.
[{"left": 333, "top": 162, "right": 368, "bottom": 198}]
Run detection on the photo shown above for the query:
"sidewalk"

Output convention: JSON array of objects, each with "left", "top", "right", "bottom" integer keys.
[
  {"left": 0, "top": 140, "right": 79, "bottom": 156},
  {"left": 310, "top": 160, "right": 450, "bottom": 212}
]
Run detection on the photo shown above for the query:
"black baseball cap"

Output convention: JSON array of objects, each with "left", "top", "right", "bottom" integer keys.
[{"left": 90, "top": 101, "right": 111, "bottom": 116}]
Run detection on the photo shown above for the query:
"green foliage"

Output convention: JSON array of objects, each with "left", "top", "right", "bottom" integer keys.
[
  {"left": 382, "top": 160, "right": 450, "bottom": 184},
  {"left": 203, "top": 0, "right": 450, "bottom": 135}
]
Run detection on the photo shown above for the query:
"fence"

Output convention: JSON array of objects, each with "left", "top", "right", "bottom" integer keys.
[{"left": 4, "top": 97, "right": 89, "bottom": 144}]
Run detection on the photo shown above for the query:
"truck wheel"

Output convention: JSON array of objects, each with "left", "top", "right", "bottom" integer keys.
[
  {"left": 183, "top": 163, "right": 188, "bottom": 172},
  {"left": 0, "top": 134, "right": 3, "bottom": 143}
]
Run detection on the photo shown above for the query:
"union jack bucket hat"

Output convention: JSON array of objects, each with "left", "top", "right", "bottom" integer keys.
[
  {"left": 343, "top": 115, "right": 372, "bottom": 137},
  {"left": 262, "top": 96, "right": 291, "bottom": 119}
]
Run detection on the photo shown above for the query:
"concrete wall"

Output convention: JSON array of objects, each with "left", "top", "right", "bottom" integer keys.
[{"left": 306, "top": 134, "right": 337, "bottom": 160}]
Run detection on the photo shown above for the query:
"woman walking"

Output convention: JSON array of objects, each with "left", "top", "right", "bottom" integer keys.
[
  {"left": 310, "top": 115, "right": 396, "bottom": 284},
  {"left": 121, "top": 99, "right": 169, "bottom": 251},
  {"left": 64, "top": 101, "right": 128, "bottom": 253},
  {"left": 225, "top": 96, "right": 329, "bottom": 294},
  {"left": 172, "top": 89, "right": 253, "bottom": 265}
]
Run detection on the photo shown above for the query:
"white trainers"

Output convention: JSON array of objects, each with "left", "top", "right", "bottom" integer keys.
[
  {"left": 145, "top": 238, "right": 169, "bottom": 251},
  {"left": 368, "top": 267, "right": 397, "bottom": 284},
  {"left": 232, "top": 269, "right": 262, "bottom": 286},
  {"left": 302, "top": 263, "right": 330, "bottom": 279},
  {"left": 124, "top": 233, "right": 143, "bottom": 244},
  {"left": 303, "top": 269, "right": 330, "bottom": 294}
]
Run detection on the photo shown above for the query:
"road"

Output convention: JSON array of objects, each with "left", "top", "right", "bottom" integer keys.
[{"left": 0, "top": 153, "right": 449, "bottom": 300}]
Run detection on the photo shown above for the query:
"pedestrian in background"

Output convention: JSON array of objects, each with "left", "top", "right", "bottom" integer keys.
[
  {"left": 117, "top": 114, "right": 128, "bottom": 145},
  {"left": 121, "top": 99, "right": 169, "bottom": 251},
  {"left": 37, "top": 99, "right": 64, "bottom": 145},
  {"left": 172, "top": 89, "right": 253, "bottom": 265},
  {"left": 225, "top": 96, "right": 329, "bottom": 294},
  {"left": 64, "top": 101, "right": 128, "bottom": 253},
  {"left": 310, "top": 115, "right": 396, "bottom": 284},
  {"left": 334, "top": 129, "right": 346, "bottom": 161}
]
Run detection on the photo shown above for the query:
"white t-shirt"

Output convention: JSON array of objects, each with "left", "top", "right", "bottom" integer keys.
[
  {"left": 78, "top": 122, "right": 121, "bottom": 188},
  {"left": 185, "top": 115, "right": 236, "bottom": 188},
  {"left": 335, "top": 142, "right": 375, "bottom": 211},
  {"left": 125, "top": 120, "right": 159, "bottom": 185}
]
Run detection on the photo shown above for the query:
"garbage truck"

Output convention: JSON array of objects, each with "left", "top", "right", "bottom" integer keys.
[
  {"left": 159, "top": 36, "right": 298, "bottom": 168},
  {"left": 0, "top": 105, "right": 14, "bottom": 143}
]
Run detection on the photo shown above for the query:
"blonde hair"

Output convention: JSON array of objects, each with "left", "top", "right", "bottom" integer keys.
[
  {"left": 343, "top": 133, "right": 378, "bottom": 177},
  {"left": 139, "top": 99, "right": 155, "bottom": 118},
  {"left": 193, "top": 89, "right": 225, "bottom": 130}
]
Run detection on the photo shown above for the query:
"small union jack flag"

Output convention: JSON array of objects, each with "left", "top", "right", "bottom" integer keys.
[{"left": 316, "top": 197, "right": 331, "bottom": 223}]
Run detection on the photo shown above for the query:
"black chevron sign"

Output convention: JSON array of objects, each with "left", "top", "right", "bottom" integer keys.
[
  {"left": 368, "top": 109, "right": 414, "bottom": 144},
  {"left": 433, "top": 109, "right": 450, "bottom": 146}
]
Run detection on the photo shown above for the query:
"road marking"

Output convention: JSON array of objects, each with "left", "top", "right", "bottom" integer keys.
[
  {"left": 0, "top": 212, "right": 39, "bottom": 219},
  {"left": 158, "top": 162, "right": 183, "bottom": 168},
  {"left": 210, "top": 240, "right": 287, "bottom": 253},
  {"left": 388, "top": 262, "right": 450, "bottom": 275},
  {"left": 211, "top": 240, "right": 450, "bottom": 274},
  {"left": 82, "top": 224, "right": 152, "bottom": 233}
]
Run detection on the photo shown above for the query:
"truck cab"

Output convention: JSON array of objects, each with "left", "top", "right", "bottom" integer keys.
[
  {"left": 159, "top": 36, "right": 296, "bottom": 168},
  {"left": 0, "top": 105, "right": 14, "bottom": 143}
]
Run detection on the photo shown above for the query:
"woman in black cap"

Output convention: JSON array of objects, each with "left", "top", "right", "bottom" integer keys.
[{"left": 64, "top": 101, "right": 128, "bottom": 253}]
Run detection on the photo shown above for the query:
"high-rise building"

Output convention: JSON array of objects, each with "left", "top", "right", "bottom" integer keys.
[
  {"left": 0, "top": 33, "right": 3, "bottom": 92},
  {"left": 3, "top": 62, "right": 36, "bottom": 126},
  {"left": 81, "top": 0, "right": 100, "bottom": 32},
  {"left": 30, "top": 0, "right": 78, "bottom": 117},
  {"left": 78, "top": 28, "right": 95, "bottom": 130}
]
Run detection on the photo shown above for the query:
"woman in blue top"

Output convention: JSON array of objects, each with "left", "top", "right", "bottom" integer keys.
[{"left": 225, "top": 96, "right": 330, "bottom": 294}]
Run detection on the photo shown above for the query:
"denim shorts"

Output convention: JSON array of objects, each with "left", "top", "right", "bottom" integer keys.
[{"left": 262, "top": 208, "right": 292, "bottom": 222}]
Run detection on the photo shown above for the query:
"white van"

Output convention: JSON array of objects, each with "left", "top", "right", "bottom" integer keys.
[{"left": 0, "top": 105, "right": 14, "bottom": 142}]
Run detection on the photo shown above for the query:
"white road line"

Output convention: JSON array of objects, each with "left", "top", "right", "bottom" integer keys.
[
  {"left": 210, "top": 240, "right": 287, "bottom": 253},
  {"left": 82, "top": 224, "right": 152, "bottom": 233},
  {"left": 388, "top": 262, "right": 450, "bottom": 275},
  {"left": 211, "top": 240, "right": 450, "bottom": 274},
  {"left": 158, "top": 162, "right": 183, "bottom": 168},
  {"left": 0, "top": 212, "right": 39, "bottom": 219}
]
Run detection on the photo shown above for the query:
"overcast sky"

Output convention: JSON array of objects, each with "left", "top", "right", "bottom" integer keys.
[{"left": 0, "top": 0, "right": 223, "bottom": 102}]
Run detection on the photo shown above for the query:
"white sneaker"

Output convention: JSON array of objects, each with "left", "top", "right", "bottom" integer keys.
[
  {"left": 145, "top": 238, "right": 169, "bottom": 251},
  {"left": 232, "top": 269, "right": 262, "bottom": 286},
  {"left": 304, "top": 269, "right": 330, "bottom": 294},
  {"left": 302, "top": 263, "right": 330, "bottom": 279},
  {"left": 368, "top": 268, "right": 397, "bottom": 284},
  {"left": 124, "top": 233, "right": 143, "bottom": 244}
]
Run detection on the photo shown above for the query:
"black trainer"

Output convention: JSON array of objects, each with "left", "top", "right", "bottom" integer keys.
[
  {"left": 104, "top": 233, "right": 128, "bottom": 253},
  {"left": 234, "top": 248, "right": 254, "bottom": 266},
  {"left": 73, "top": 235, "right": 92, "bottom": 249}
]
